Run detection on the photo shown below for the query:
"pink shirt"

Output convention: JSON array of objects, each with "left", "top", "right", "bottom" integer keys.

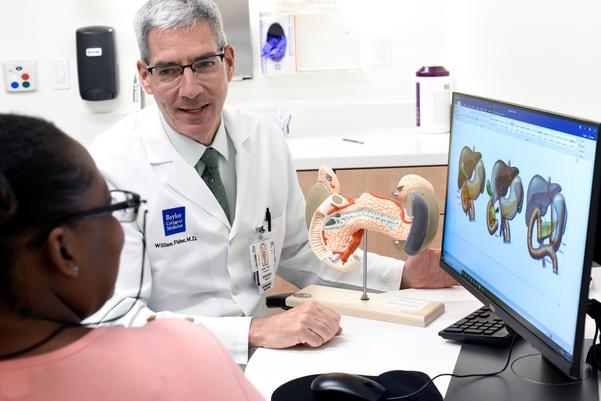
[{"left": 0, "top": 319, "right": 265, "bottom": 401}]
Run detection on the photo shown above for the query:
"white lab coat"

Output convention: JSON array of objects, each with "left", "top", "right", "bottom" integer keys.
[{"left": 88, "top": 104, "right": 404, "bottom": 364}]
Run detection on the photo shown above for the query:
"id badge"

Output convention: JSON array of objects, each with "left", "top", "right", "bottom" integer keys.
[{"left": 249, "top": 235, "right": 276, "bottom": 293}]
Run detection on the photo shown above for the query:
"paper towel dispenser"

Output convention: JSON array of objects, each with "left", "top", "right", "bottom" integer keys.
[{"left": 76, "top": 26, "right": 118, "bottom": 101}]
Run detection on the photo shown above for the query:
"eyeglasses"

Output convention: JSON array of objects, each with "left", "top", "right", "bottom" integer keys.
[
  {"left": 146, "top": 50, "right": 225, "bottom": 85},
  {"left": 26, "top": 190, "right": 145, "bottom": 249}
]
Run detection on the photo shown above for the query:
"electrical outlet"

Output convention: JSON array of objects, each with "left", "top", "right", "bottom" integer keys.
[{"left": 373, "top": 36, "right": 392, "bottom": 67}]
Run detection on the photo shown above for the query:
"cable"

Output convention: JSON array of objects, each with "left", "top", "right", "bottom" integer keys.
[
  {"left": 85, "top": 208, "right": 148, "bottom": 326},
  {"left": 0, "top": 325, "right": 66, "bottom": 360},
  {"left": 386, "top": 333, "right": 517, "bottom": 400},
  {"left": 591, "top": 319, "right": 600, "bottom": 367},
  {"left": 586, "top": 298, "right": 601, "bottom": 370}
]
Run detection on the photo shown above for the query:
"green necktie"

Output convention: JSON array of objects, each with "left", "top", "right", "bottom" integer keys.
[{"left": 198, "top": 147, "right": 231, "bottom": 222}]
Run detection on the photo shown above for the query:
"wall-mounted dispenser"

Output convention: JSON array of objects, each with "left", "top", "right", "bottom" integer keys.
[
  {"left": 76, "top": 26, "right": 118, "bottom": 101},
  {"left": 260, "top": 14, "right": 296, "bottom": 74}
]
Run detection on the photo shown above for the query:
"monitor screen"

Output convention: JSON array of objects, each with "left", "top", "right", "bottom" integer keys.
[{"left": 441, "top": 92, "right": 601, "bottom": 379}]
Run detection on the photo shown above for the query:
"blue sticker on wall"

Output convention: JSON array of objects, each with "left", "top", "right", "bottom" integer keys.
[{"left": 162, "top": 207, "right": 186, "bottom": 236}]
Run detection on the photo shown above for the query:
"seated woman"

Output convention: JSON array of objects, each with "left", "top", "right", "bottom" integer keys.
[{"left": 0, "top": 114, "right": 264, "bottom": 401}]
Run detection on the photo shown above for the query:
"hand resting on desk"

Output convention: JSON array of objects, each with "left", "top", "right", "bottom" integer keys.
[
  {"left": 249, "top": 301, "right": 342, "bottom": 349},
  {"left": 250, "top": 248, "right": 453, "bottom": 350}
]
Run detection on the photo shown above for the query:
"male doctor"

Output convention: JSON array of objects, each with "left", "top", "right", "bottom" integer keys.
[{"left": 90, "top": 0, "right": 455, "bottom": 364}]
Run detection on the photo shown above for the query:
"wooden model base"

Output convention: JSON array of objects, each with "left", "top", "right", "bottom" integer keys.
[{"left": 286, "top": 285, "right": 445, "bottom": 327}]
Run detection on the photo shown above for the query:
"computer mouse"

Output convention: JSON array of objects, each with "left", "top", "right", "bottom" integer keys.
[{"left": 310, "top": 372, "right": 387, "bottom": 401}]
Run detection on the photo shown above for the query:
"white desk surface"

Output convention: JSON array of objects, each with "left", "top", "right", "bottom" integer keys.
[
  {"left": 286, "top": 129, "right": 450, "bottom": 170},
  {"left": 245, "top": 269, "right": 601, "bottom": 399}
]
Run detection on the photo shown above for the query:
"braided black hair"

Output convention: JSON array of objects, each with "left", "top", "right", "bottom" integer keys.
[{"left": 0, "top": 114, "right": 93, "bottom": 308}]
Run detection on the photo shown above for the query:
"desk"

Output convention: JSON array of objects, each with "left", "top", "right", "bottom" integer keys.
[{"left": 245, "top": 269, "right": 601, "bottom": 399}]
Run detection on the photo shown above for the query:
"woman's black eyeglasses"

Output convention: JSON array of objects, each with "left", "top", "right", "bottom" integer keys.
[{"left": 26, "top": 190, "right": 145, "bottom": 250}]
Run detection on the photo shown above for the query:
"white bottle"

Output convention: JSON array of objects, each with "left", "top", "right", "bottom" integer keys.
[{"left": 416, "top": 66, "right": 451, "bottom": 134}]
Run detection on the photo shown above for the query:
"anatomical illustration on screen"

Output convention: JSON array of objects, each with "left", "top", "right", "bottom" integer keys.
[
  {"left": 485, "top": 160, "right": 524, "bottom": 243},
  {"left": 305, "top": 166, "right": 439, "bottom": 272},
  {"left": 458, "top": 146, "right": 486, "bottom": 221},
  {"left": 524, "top": 175, "right": 568, "bottom": 274}
]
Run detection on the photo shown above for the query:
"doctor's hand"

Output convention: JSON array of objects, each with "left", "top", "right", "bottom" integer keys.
[
  {"left": 249, "top": 301, "right": 342, "bottom": 349},
  {"left": 400, "top": 248, "right": 457, "bottom": 289}
]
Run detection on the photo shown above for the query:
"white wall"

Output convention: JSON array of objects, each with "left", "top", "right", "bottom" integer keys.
[
  {"left": 2, "top": 0, "right": 598, "bottom": 145},
  {"left": 445, "top": 0, "right": 601, "bottom": 122},
  {"left": 0, "top": 0, "right": 446, "bottom": 143},
  {"left": 235, "top": 0, "right": 447, "bottom": 135},
  {"left": 0, "top": 0, "right": 147, "bottom": 144}
]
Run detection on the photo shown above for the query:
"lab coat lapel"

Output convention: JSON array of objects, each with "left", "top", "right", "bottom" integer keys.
[
  {"left": 139, "top": 106, "right": 231, "bottom": 229},
  {"left": 162, "top": 162, "right": 231, "bottom": 228},
  {"left": 226, "top": 110, "right": 253, "bottom": 239}
]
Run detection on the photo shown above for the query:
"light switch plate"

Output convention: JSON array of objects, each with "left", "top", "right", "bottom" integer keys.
[
  {"left": 50, "top": 58, "right": 70, "bottom": 90},
  {"left": 373, "top": 36, "right": 393, "bottom": 67},
  {"left": 4, "top": 61, "right": 38, "bottom": 92}
]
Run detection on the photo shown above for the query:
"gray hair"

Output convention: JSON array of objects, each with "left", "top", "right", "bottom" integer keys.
[{"left": 134, "top": 0, "right": 227, "bottom": 63}]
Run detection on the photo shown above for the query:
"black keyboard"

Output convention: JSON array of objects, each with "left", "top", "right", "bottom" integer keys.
[{"left": 438, "top": 306, "right": 513, "bottom": 346}]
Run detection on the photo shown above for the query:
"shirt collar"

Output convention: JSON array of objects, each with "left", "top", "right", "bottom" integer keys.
[{"left": 160, "top": 113, "right": 229, "bottom": 166}]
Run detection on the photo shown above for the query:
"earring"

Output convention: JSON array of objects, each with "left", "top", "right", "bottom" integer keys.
[{"left": 72, "top": 266, "right": 79, "bottom": 276}]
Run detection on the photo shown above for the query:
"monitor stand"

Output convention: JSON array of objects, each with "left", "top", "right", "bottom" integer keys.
[{"left": 444, "top": 337, "right": 598, "bottom": 401}]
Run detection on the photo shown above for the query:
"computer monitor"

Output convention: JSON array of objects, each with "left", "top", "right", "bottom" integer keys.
[{"left": 440, "top": 93, "right": 601, "bottom": 383}]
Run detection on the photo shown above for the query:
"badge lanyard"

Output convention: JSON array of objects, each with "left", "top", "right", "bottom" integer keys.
[{"left": 249, "top": 208, "right": 276, "bottom": 293}]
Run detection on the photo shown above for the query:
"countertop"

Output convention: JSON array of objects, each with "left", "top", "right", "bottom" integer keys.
[{"left": 285, "top": 129, "right": 450, "bottom": 170}]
